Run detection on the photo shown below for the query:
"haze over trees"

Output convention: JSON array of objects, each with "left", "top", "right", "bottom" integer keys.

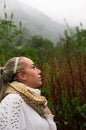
[{"left": 0, "top": 0, "right": 66, "bottom": 44}]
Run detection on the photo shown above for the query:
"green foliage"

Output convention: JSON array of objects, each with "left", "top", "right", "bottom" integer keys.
[
  {"left": 65, "top": 24, "right": 86, "bottom": 53},
  {"left": 57, "top": 97, "right": 86, "bottom": 129},
  {"left": 0, "top": 10, "right": 38, "bottom": 63},
  {"left": 0, "top": 19, "right": 23, "bottom": 44},
  {"left": 55, "top": 24, "right": 86, "bottom": 57},
  {"left": 30, "top": 35, "right": 53, "bottom": 48},
  {"left": 29, "top": 35, "right": 54, "bottom": 59},
  {"left": 14, "top": 44, "right": 40, "bottom": 64},
  {"left": 0, "top": 11, "right": 24, "bottom": 61}
]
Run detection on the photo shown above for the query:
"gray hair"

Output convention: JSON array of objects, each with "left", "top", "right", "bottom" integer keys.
[{"left": 0, "top": 56, "right": 26, "bottom": 101}]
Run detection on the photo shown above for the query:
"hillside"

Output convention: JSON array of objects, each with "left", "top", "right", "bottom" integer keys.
[{"left": 0, "top": 0, "right": 66, "bottom": 44}]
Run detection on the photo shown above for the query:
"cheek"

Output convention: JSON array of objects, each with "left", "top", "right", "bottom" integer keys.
[
  {"left": 28, "top": 72, "right": 37, "bottom": 80},
  {"left": 28, "top": 73, "right": 38, "bottom": 86}
]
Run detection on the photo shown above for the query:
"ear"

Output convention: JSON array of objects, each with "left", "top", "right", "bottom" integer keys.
[{"left": 17, "top": 72, "right": 27, "bottom": 81}]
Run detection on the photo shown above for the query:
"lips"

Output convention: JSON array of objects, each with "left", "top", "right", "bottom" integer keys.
[
  {"left": 39, "top": 77, "right": 42, "bottom": 80},
  {"left": 38, "top": 76, "right": 42, "bottom": 81}
]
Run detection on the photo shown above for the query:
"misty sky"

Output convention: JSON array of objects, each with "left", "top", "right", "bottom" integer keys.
[{"left": 18, "top": 0, "right": 86, "bottom": 26}]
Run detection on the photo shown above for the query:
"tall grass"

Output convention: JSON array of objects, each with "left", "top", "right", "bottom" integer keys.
[{"left": 41, "top": 52, "right": 86, "bottom": 130}]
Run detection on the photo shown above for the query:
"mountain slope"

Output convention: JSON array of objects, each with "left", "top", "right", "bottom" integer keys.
[{"left": 0, "top": 0, "right": 65, "bottom": 44}]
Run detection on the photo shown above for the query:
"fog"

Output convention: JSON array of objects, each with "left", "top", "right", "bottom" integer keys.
[
  {"left": 0, "top": 0, "right": 86, "bottom": 26},
  {"left": 18, "top": 0, "right": 86, "bottom": 26}
]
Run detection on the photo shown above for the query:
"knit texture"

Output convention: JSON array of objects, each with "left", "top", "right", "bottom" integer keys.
[{"left": 4, "top": 81, "right": 47, "bottom": 117}]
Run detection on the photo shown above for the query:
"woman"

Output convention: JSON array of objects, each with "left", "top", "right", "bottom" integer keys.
[{"left": 0, "top": 57, "right": 57, "bottom": 130}]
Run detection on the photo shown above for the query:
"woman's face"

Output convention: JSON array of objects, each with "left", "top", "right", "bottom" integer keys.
[{"left": 20, "top": 58, "right": 42, "bottom": 88}]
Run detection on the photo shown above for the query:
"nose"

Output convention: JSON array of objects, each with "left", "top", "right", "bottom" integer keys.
[{"left": 37, "top": 68, "right": 41, "bottom": 74}]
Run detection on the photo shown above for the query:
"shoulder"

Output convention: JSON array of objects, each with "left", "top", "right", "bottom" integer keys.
[
  {"left": 0, "top": 94, "right": 23, "bottom": 117},
  {"left": 1, "top": 94, "right": 23, "bottom": 106},
  {"left": 0, "top": 94, "right": 26, "bottom": 130}
]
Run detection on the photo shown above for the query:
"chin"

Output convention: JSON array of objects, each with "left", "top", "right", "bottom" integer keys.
[{"left": 37, "top": 83, "right": 43, "bottom": 88}]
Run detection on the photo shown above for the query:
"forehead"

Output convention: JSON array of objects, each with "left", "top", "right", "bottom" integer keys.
[{"left": 21, "top": 58, "right": 34, "bottom": 66}]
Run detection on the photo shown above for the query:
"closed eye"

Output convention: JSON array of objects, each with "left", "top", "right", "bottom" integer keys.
[
  {"left": 32, "top": 66, "right": 36, "bottom": 69},
  {"left": 32, "top": 64, "right": 36, "bottom": 69}
]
